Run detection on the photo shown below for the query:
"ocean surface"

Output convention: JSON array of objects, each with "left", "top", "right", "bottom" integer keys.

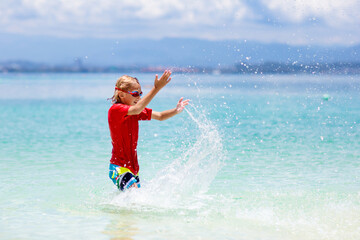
[{"left": 0, "top": 73, "right": 359, "bottom": 240}]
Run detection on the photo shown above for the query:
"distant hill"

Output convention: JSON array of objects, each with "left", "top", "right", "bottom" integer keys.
[{"left": 0, "top": 33, "right": 359, "bottom": 67}]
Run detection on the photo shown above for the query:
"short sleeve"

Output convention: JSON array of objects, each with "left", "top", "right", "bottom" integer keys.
[
  {"left": 138, "top": 107, "right": 152, "bottom": 121},
  {"left": 109, "top": 104, "right": 130, "bottom": 119}
]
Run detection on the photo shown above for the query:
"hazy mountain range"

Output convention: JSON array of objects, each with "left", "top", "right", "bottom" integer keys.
[{"left": 0, "top": 34, "right": 359, "bottom": 68}]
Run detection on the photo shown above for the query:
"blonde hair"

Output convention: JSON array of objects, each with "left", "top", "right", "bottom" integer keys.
[{"left": 110, "top": 75, "right": 140, "bottom": 104}]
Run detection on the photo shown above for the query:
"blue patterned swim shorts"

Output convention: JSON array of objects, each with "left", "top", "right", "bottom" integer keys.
[{"left": 109, "top": 164, "right": 140, "bottom": 191}]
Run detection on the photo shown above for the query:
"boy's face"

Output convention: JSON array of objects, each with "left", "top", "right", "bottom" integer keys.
[{"left": 120, "top": 83, "right": 142, "bottom": 106}]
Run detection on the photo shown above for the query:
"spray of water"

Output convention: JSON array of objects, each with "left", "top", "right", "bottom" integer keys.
[{"left": 108, "top": 104, "right": 225, "bottom": 209}]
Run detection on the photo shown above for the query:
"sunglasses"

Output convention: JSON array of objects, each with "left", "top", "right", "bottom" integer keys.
[{"left": 115, "top": 87, "right": 143, "bottom": 97}]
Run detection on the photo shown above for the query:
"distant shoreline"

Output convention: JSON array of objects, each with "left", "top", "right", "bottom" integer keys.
[{"left": 1, "top": 62, "right": 360, "bottom": 75}]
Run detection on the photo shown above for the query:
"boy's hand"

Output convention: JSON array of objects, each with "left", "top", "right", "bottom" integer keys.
[
  {"left": 176, "top": 97, "right": 190, "bottom": 112},
  {"left": 154, "top": 70, "right": 172, "bottom": 89}
]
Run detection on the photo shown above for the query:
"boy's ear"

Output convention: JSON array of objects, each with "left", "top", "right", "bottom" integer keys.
[{"left": 119, "top": 92, "right": 125, "bottom": 98}]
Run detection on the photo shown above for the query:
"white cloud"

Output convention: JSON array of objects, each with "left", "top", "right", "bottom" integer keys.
[
  {"left": 0, "top": 0, "right": 359, "bottom": 45},
  {"left": 262, "top": 0, "right": 360, "bottom": 26},
  {"left": 0, "top": 0, "right": 251, "bottom": 25}
]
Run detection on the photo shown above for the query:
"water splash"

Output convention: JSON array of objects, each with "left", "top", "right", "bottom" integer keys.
[{"left": 108, "top": 104, "right": 225, "bottom": 209}]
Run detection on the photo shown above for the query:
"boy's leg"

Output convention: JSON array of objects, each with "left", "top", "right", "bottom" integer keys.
[{"left": 117, "top": 172, "right": 139, "bottom": 191}]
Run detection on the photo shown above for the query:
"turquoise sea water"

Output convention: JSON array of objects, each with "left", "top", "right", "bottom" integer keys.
[{"left": 0, "top": 73, "right": 359, "bottom": 239}]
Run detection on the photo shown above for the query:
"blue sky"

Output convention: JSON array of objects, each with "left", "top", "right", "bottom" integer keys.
[{"left": 0, "top": 0, "right": 359, "bottom": 46}]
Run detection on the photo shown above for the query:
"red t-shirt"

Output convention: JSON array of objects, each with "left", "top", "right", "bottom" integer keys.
[{"left": 108, "top": 103, "right": 152, "bottom": 175}]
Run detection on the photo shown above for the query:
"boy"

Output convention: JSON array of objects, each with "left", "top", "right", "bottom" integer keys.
[{"left": 108, "top": 70, "right": 189, "bottom": 191}]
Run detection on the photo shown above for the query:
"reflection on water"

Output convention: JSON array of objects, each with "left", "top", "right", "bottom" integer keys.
[{"left": 103, "top": 214, "right": 139, "bottom": 240}]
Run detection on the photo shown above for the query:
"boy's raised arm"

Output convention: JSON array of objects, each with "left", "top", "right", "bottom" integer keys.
[
  {"left": 127, "top": 70, "right": 172, "bottom": 115},
  {"left": 154, "top": 70, "right": 172, "bottom": 89}
]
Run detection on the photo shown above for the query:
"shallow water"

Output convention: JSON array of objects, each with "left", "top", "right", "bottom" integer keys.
[{"left": 0, "top": 73, "right": 359, "bottom": 239}]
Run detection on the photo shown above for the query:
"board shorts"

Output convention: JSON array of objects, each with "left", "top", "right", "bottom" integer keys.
[{"left": 109, "top": 164, "right": 140, "bottom": 191}]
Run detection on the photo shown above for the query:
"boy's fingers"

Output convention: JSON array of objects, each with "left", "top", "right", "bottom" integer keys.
[
  {"left": 164, "top": 70, "right": 171, "bottom": 78},
  {"left": 178, "top": 98, "right": 190, "bottom": 106}
]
